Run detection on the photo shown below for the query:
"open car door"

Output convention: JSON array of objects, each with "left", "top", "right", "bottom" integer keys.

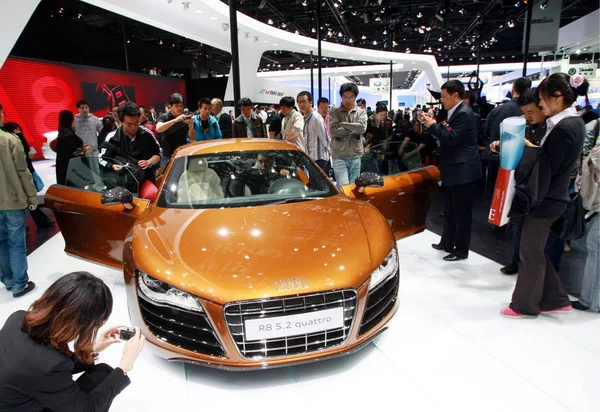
[
  {"left": 342, "top": 142, "right": 441, "bottom": 239},
  {"left": 45, "top": 155, "right": 151, "bottom": 269}
]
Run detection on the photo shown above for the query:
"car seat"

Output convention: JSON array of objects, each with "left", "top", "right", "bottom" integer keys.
[{"left": 177, "top": 158, "right": 224, "bottom": 202}]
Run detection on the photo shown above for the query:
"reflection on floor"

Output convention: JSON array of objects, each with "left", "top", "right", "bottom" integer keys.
[{"left": 2, "top": 230, "right": 598, "bottom": 412}]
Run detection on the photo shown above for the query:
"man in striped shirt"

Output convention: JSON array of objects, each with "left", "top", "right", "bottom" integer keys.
[{"left": 297, "top": 92, "right": 330, "bottom": 173}]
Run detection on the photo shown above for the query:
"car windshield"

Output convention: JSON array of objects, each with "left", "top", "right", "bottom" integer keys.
[{"left": 157, "top": 150, "right": 339, "bottom": 209}]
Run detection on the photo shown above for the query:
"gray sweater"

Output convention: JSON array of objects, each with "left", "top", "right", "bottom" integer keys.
[
  {"left": 74, "top": 114, "right": 103, "bottom": 150},
  {"left": 329, "top": 105, "right": 368, "bottom": 159}
]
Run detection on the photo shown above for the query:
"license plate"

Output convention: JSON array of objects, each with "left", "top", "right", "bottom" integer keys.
[{"left": 244, "top": 307, "right": 345, "bottom": 341}]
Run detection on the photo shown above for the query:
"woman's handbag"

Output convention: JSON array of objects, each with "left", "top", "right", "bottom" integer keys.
[
  {"left": 552, "top": 192, "right": 586, "bottom": 240},
  {"left": 32, "top": 171, "right": 45, "bottom": 192}
]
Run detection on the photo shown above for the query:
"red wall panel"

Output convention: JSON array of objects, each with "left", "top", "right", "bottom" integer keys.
[{"left": 0, "top": 57, "right": 186, "bottom": 159}]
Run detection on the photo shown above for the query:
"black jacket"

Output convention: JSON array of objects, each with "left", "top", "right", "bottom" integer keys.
[
  {"left": 531, "top": 116, "right": 585, "bottom": 218},
  {"left": 0, "top": 311, "right": 130, "bottom": 412},
  {"left": 232, "top": 114, "right": 267, "bottom": 138},
  {"left": 55, "top": 128, "right": 84, "bottom": 186},
  {"left": 217, "top": 112, "right": 232, "bottom": 138},
  {"left": 484, "top": 99, "right": 523, "bottom": 143},
  {"left": 427, "top": 101, "right": 483, "bottom": 187}
]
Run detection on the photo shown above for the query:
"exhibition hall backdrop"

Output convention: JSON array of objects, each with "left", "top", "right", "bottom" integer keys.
[{"left": 0, "top": 57, "right": 186, "bottom": 159}]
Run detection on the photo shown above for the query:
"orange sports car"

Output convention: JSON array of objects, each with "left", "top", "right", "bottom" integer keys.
[{"left": 46, "top": 139, "right": 440, "bottom": 370}]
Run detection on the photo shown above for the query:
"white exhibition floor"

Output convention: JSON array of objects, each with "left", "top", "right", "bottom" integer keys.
[{"left": 1, "top": 230, "right": 599, "bottom": 412}]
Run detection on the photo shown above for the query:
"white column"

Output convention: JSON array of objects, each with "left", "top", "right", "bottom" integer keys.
[{"left": 0, "top": 0, "right": 40, "bottom": 68}]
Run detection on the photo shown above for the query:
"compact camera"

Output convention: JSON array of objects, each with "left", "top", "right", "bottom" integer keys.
[{"left": 119, "top": 326, "right": 136, "bottom": 341}]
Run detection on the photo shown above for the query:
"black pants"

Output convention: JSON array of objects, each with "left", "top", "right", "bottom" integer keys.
[
  {"left": 439, "top": 181, "right": 477, "bottom": 256},
  {"left": 510, "top": 216, "right": 571, "bottom": 315},
  {"left": 42, "top": 363, "right": 114, "bottom": 412}
]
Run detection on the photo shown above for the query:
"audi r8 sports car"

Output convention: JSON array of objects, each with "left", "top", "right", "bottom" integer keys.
[{"left": 46, "top": 139, "right": 440, "bottom": 370}]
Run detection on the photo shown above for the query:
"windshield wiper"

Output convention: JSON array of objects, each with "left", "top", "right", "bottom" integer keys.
[{"left": 265, "top": 197, "right": 325, "bottom": 205}]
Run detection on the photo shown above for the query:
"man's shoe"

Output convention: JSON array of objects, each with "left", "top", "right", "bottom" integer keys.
[
  {"left": 500, "top": 262, "right": 519, "bottom": 275},
  {"left": 500, "top": 307, "right": 536, "bottom": 319},
  {"left": 443, "top": 253, "right": 468, "bottom": 261},
  {"left": 571, "top": 301, "right": 589, "bottom": 311},
  {"left": 13, "top": 281, "right": 35, "bottom": 298},
  {"left": 431, "top": 243, "right": 452, "bottom": 253}
]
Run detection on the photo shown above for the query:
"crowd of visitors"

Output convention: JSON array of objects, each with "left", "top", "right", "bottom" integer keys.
[
  {"left": 0, "top": 70, "right": 598, "bottom": 412},
  {"left": 0, "top": 71, "right": 598, "bottom": 316}
]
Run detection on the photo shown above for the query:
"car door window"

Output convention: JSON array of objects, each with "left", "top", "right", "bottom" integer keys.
[
  {"left": 360, "top": 142, "right": 423, "bottom": 176},
  {"left": 65, "top": 155, "right": 139, "bottom": 195}
]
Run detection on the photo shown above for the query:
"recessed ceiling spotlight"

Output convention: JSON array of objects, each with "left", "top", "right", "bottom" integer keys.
[
  {"left": 417, "top": 12, "right": 423, "bottom": 18},
  {"left": 540, "top": 0, "right": 549, "bottom": 9},
  {"left": 361, "top": 35, "right": 367, "bottom": 40},
  {"left": 383, "top": 29, "right": 388, "bottom": 35},
  {"left": 268, "top": 19, "right": 274, "bottom": 25}
]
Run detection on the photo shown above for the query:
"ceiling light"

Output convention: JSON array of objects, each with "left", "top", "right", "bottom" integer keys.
[
  {"left": 508, "top": 20, "right": 515, "bottom": 28},
  {"left": 295, "top": 30, "right": 300, "bottom": 35},
  {"left": 268, "top": 19, "right": 274, "bottom": 25},
  {"left": 281, "top": 22, "right": 287, "bottom": 28},
  {"left": 373, "top": 40, "right": 378, "bottom": 45},
  {"left": 417, "top": 12, "right": 423, "bottom": 18},
  {"left": 312, "top": 28, "right": 316, "bottom": 33},
  {"left": 209, "top": 17, "right": 217, "bottom": 20},
  {"left": 196, "top": 9, "right": 204, "bottom": 13},
  {"left": 361, "top": 35, "right": 367, "bottom": 40},
  {"left": 383, "top": 29, "right": 388, "bottom": 35},
  {"left": 349, "top": 38, "right": 354, "bottom": 43},
  {"left": 576, "top": 49, "right": 581, "bottom": 54},
  {"left": 540, "top": 0, "right": 548, "bottom": 9},
  {"left": 438, "top": 36, "right": 443, "bottom": 41}
]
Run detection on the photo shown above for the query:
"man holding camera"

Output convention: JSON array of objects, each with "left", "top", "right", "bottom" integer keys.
[
  {"left": 156, "top": 93, "right": 195, "bottom": 166},
  {"left": 420, "top": 80, "right": 482, "bottom": 261}
]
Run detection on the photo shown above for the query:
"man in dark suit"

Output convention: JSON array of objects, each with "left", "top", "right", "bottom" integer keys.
[
  {"left": 211, "top": 98, "right": 232, "bottom": 138},
  {"left": 421, "top": 80, "right": 483, "bottom": 261}
]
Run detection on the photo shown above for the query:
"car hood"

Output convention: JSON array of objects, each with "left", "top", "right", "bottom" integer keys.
[{"left": 132, "top": 196, "right": 393, "bottom": 304}]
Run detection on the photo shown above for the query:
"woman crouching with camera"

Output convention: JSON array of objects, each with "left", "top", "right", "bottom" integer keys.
[{"left": 0, "top": 272, "right": 145, "bottom": 411}]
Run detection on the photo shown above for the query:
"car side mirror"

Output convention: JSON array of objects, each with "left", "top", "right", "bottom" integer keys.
[
  {"left": 101, "top": 187, "right": 134, "bottom": 209},
  {"left": 355, "top": 172, "right": 384, "bottom": 188}
]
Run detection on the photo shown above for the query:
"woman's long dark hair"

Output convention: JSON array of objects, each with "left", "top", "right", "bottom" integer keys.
[
  {"left": 58, "top": 110, "right": 75, "bottom": 133},
  {"left": 22, "top": 272, "right": 113, "bottom": 363},
  {"left": 538, "top": 72, "right": 590, "bottom": 107}
]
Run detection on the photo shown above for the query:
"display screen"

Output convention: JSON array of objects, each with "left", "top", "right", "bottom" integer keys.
[{"left": 0, "top": 57, "right": 186, "bottom": 159}]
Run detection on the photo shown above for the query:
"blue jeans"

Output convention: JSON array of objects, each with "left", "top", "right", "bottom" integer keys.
[
  {"left": 0, "top": 210, "right": 29, "bottom": 294},
  {"left": 332, "top": 157, "right": 361, "bottom": 187},
  {"left": 510, "top": 219, "right": 564, "bottom": 272},
  {"left": 580, "top": 215, "right": 599, "bottom": 311}
]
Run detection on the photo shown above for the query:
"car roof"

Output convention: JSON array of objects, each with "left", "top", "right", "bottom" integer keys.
[{"left": 173, "top": 138, "right": 303, "bottom": 158}]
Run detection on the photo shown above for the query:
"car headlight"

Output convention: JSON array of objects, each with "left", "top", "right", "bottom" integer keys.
[
  {"left": 368, "top": 247, "right": 399, "bottom": 290},
  {"left": 137, "top": 270, "right": 204, "bottom": 313}
]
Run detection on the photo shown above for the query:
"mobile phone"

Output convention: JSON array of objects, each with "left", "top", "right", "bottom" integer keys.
[{"left": 119, "top": 326, "right": 136, "bottom": 341}]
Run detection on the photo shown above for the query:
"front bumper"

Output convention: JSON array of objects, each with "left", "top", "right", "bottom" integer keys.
[{"left": 124, "top": 268, "right": 399, "bottom": 370}]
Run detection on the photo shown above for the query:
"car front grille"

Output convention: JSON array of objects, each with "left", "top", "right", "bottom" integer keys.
[
  {"left": 224, "top": 290, "right": 357, "bottom": 359},
  {"left": 359, "top": 269, "right": 399, "bottom": 335},
  {"left": 138, "top": 294, "right": 225, "bottom": 357}
]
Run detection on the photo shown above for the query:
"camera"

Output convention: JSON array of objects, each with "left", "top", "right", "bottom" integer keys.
[
  {"left": 119, "top": 326, "right": 136, "bottom": 341},
  {"left": 183, "top": 108, "right": 192, "bottom": 118}
]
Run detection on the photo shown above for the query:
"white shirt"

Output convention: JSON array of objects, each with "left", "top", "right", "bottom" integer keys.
[
  {"left": 243, "top": 115, "right": 253, "bottom": 138},
  {"left": 540, "top": 106, "right": 577, "bottom": 147},
  {"left": 446, "top": 100, "right": 463, "bottom": 122}
]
